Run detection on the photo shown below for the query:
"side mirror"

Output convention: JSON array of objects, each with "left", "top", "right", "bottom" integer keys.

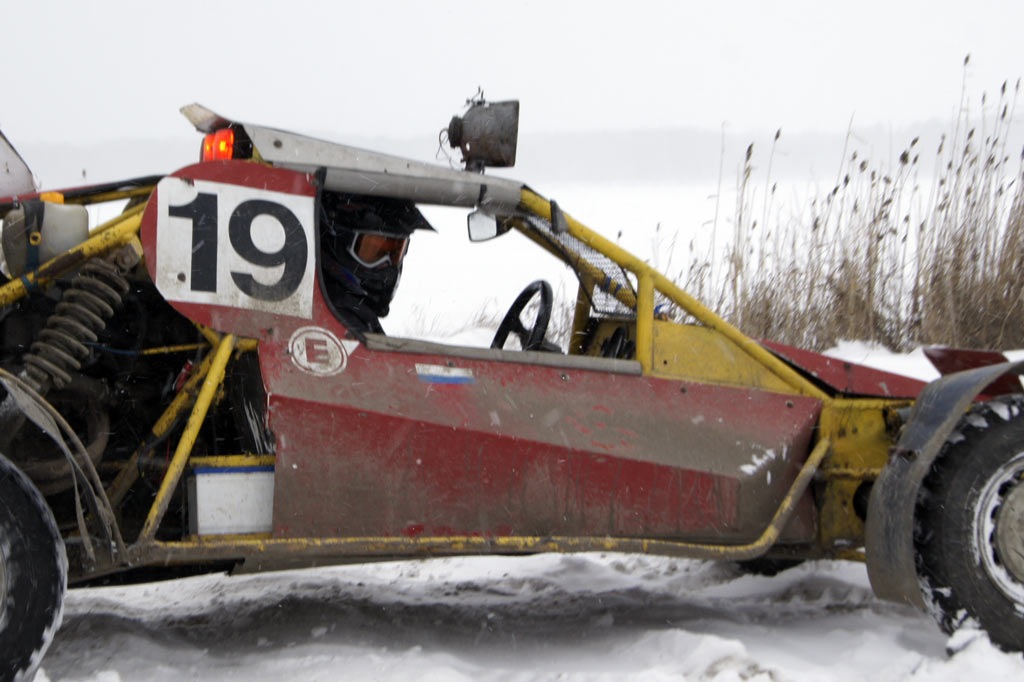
[{"left": 467, "top": 210, "right": 501, "bottom": 242}]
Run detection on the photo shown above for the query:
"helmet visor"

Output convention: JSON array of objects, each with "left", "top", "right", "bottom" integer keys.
[{"left": 348, "top": 231, "right": 409, "bottom": 269}]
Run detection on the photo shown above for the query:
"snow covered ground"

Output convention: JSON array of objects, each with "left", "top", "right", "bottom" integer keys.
[
  {"left": 34, "top": 343, "right": 1024, "bottom": 682},
  {"left": 36, "top": 552, "right": 1024, "bottom": 681}
]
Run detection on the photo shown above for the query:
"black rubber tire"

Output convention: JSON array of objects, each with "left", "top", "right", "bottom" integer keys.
[
  {"left": 0, "top": 453, "right": 67, "bottom": 682},
  {"left": 915, "top": 396, "right": 1024, "bottom": 651},
  {"left": 734, "top": 558, "right": 804, "bottom": 577}
]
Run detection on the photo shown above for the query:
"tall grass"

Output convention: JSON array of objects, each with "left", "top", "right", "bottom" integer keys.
[
  {"left": 712, "top": 69, "right": 1024, "bottom": 351},
  {"left": 409, "top": 66, "right": 1023, "bottom": 354}
]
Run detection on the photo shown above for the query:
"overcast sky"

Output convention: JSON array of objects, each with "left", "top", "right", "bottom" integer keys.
[
  {"left": 3, "top": 0, "right": 1022, "bottom": 147},
  {"left": 3, "top": 0, "right": 1022, "bottom": 331}
]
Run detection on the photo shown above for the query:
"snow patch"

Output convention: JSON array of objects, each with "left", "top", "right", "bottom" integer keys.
[
  {"left": 43, "top": 554, "right": 1024, "bottom": 681},
  {"left": 824, "top": 341, "right": 940, "bottom": 381},
  {"left": 966, "top": 414, "right": 989, "bottom": 430},
  {"left": 990, "top": 402, "right": 1012, "bottom": 422}
]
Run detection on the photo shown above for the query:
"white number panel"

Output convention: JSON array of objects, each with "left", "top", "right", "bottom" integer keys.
[{"left": 154, "top": 176, "right": 316, "bottom": 318}]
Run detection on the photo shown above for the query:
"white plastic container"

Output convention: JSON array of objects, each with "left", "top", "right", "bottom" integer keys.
[
  {"left": 187, "top": 464, "right": 275, "bottom": 536},
  {"left": 1, "top": 202, "right": 89, "bottom": 276}
]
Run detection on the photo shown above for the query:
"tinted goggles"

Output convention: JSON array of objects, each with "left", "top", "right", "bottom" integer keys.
[{"left": 347, "top": 231, "right": 409, "bottom": 269}]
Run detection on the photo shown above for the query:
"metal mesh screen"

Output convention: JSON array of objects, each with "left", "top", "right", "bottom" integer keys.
[{"left": 523, "top": 215, "right": 637, "bottom": 319}]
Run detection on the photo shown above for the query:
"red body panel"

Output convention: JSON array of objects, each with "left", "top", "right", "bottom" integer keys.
[
  {"left": 252, "top": 293, "right": 822, "bottom": 542},
  {"left": 762, "top": 340, "right": 927, "bottom": 398},
  {"left": 140, "top": 161, "right": 319, "bottom": 337},
  {"left": 141, "top": 161, "right": 823, "bottom": 544},
  {"left": 261, "top": 322, "right": 821, "bottom": 541},
  {"left": 923, "top": 346, "right": 1020, "bottom": 397}
]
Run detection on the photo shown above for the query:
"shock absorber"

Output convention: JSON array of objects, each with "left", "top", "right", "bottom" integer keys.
[
  {"left": 22, "top": 258, "right": 131, "bottom": 393},
  {"left": 0, "top": 247, "right": 138, "bottom": 493}
]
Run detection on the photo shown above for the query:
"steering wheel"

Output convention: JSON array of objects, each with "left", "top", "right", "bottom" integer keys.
[{"left": 491, "top": 280, "right": 553, "bottom": 351}]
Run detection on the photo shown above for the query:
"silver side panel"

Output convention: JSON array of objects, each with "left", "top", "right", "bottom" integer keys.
[
  {"left": 244, "top": 125, "right": 525, "bottom": 211},
  {"left": 0, "top": 130, "right": 36, "bottom": 198},
  {"left": 364, "top": 333, "right": 643, "bottom": 375},
  {"left": 181, "top": 103, "right": 525, "bottom": 211}
]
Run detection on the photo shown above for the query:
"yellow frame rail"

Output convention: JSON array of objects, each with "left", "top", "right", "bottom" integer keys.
[
  {"left": 0, "top": 203, "right": 147, "bottom": 307},
  {"left": 518, "top": 189, "right": 828, "bottom": 400},
  {"left": 138, "top": 333, "right": 237, "bottom": 542},
  {"left": 135, "top": 438, "right": 831, "bottom": 564}
]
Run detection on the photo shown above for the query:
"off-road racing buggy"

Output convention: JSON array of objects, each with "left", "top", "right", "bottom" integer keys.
[{"left": 1, "top": 100, "right": 1023, "bottom": 680}]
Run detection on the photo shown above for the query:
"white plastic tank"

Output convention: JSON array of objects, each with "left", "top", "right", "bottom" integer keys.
[{"left": 1, "top": 201, "right": 89, "bottom": 277}]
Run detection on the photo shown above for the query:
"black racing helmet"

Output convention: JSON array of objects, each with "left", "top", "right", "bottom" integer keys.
[{"left": 320, "top": 192, "right": 434, "bottom": 317}]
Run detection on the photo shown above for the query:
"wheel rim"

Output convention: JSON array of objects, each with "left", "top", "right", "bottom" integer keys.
[
  {"left": 0, "top": 537, "right": 7, "bottom": 628},
  {"left": 975, "top": 451, "right": 1024, "bottom": 603}
]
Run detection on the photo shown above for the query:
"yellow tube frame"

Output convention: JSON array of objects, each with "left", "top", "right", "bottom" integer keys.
[
  {"left": 106, "top": 349, "right": 218, "bottom": 508},
  {"left": 0, "top": 203, "right": 147, "bottom": 307},
  {"left": 0, "top": 165, "right": 886, "bottom": 569},
  {"left": 138, "top": 333, "right": 237, "bottom": 542},
  {"left": 518, "top": 189, "right": 828, "bottom": 400}
]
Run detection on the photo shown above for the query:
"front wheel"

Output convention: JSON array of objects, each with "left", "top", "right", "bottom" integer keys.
[
  {"left": 0, "top": 453, "right": 67, "bottom": 682},
  {"left": 915, "top": 397, "right": 1024, "bottom": 651}
]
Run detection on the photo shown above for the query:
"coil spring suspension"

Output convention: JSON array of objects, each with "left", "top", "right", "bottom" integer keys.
[{"left": 23, "top": 258, "right": 131, "bottom": 392}]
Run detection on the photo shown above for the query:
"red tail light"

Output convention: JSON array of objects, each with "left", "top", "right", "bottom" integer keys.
[{"left": 202, "top": 128, "right": 236, "bottom": 161}]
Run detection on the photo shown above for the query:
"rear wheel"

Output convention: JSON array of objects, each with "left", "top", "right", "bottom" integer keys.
[
  {"left": 0, "top": 453, "right": 67, "bottom": 682},
  {"left": 915, "top": 397, "right": 1024, "bottom": 651}
]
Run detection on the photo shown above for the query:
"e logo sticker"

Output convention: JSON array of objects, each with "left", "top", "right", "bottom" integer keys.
[{"left": 288, "top": 327, "right": 359, "bottom": 376}]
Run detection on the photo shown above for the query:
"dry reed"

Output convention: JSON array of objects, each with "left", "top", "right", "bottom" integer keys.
[{"left": 714, "top": 69, "right": 1024, "bottom": 351}]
